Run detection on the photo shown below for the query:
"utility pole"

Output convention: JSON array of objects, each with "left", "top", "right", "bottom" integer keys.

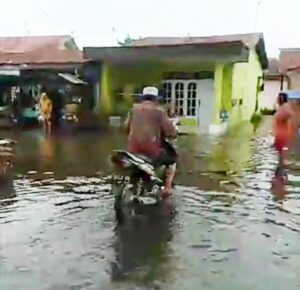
[
  {"left": 253, "top": 0, "right": 261, "bottom": 32},
  {"left": 24, "top": 20, "right": 30, "bottom": 36}
]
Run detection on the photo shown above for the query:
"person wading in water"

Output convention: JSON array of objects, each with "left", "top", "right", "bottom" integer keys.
[
  {"left": 273, "top": 92, "right": 294, "bottom": 168},
  {"left": 125, "top": 86, "right": 178, "bottom": 197},
  {"left": 39, "top": 91, "right": 53, "bottom": 135}
]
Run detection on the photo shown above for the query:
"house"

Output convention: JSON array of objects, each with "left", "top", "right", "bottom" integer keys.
[
  {"left": 84, "top": 33, "right": 268, "bottom": 134},
  {"left": 261, "top": 49, "right": 300, "bottom": 111},
  {"left": 261, "top": 58, "right": 287, "bottom": 111},
  {"left": 0, "top": 35, "right": 83, "bottom": 68},
  {"left": 0, "top": 35, "right": 84, "bottom": 97},
  {"left": 0, "top": 35, "right": 95, "bottom": 117},
  {"left": 279, "top": 48, "right": 300, "bottom": 90}
]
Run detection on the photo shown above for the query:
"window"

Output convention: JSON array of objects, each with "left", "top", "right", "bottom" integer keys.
[
  {"left": 163, "top": 82, "right": 172, "bottom": 104},
  {"left": 187, "top": 82, "right": 197, "bottom": 116},
  {"left": 175, "top": 82, "right": 184, "bottom": 116}
]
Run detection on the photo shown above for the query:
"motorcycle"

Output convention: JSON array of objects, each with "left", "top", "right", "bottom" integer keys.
[{"left": 110, "top": 139, "right": 176, "bottom": 220}]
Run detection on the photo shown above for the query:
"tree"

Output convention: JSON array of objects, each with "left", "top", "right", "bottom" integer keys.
[{"left": 117, "top": 34, "right": 136, "bottom": 46}]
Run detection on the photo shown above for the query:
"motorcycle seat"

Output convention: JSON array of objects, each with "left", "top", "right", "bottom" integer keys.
[
  {"left": 136, "top": 154, "right": 153, "bottom": 164},
  {"left": 112, "top": 150, "right": 153, "bottom": 165}
]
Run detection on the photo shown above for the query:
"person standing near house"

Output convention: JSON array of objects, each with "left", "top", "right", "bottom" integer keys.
[
  {"left": 125, "top": 86, "right": 178, "bottom": 197},
  {"left": 39, "top": 90, "right": 53, "bottom": 135},
  {"left": 273, "top": 92, "right": 294, "bottom": 167}
]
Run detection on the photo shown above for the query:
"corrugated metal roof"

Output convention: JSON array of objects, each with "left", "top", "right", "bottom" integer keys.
[
  {"left": 84, "top": 32, "right": 268, "bottom": 70},
  {"left": 131, "top": 33, "right": 263, "bottom": 47},
  {"left": 0, "top": 35, "right": 72, "bottom": 53},
  {"left": 0, "top": 35, "right": 83, "bottom": 65}
]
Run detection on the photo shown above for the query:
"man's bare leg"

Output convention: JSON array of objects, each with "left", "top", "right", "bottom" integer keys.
[
  {"left": 161, "top": 163, "right": 176, "bottom": 197},
  {"left": 46, "top": 120, "right": 51, "bottom": 135}
]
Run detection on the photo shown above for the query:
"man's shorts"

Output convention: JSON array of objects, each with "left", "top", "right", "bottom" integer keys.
[
  {"left": 155, "top": 141, "right": 178, "bottom": 167},
  {"left": 274, "top": 136, "right": 289, "bottom": 153}
]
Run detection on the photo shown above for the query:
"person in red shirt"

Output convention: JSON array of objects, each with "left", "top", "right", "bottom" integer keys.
[
  {"left": 125, "top": 86, "right": 177, "bottom": 197},
  {"left": 273, "top": 92, "right": 294, "bottom": 167}
]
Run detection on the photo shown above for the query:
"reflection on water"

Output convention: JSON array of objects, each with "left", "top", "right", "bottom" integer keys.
[
  {"left": 111, "top": 201, "right": 176, "bottom": 288},
  {"left": 0, "top": 118, "right": 300, "bottom": 290}
]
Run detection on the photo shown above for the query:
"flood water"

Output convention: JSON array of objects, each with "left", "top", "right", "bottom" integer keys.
[{"left": 0, "top": 117, "right": 300, "bottom": 290}]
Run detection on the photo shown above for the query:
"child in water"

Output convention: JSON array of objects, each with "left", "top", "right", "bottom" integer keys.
[{"left": 273, "top": 92, "right": 294, "bottom": 167}]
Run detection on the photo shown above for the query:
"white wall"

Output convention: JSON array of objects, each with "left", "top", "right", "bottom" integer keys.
[
  {"left": 261, "top": 79, "right": 287, "bottom": 110},
  {"left": 289, "top": 71, "right": 300, "bottom": 89}
]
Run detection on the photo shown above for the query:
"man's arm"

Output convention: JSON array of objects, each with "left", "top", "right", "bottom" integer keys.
[
  {"left": 160, "top": 110, "right": 177, "bottom": 139},
  {"left": 124, "top": 110, "right": 132, "bottom": 134}
]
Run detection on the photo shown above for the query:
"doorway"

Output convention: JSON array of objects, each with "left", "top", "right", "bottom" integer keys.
[{"left": 162, "top": 79, "right": 215, "bottom": 132}]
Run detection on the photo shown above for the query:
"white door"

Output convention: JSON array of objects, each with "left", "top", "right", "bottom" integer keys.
[
  {"left": 197, "top": 79, "right": 215, "bottom": 133},
  {"left": 162, "top": 79, "right": 215, "bottom": 132},
  {"left": 162, "top": 80, "right": 200, "bottom": 122}
]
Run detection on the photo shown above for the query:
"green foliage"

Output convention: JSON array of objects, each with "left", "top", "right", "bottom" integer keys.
[
  {"left": 117, "top": 35, "right": 135, "bottom": 46},
  {"left": 260, "top": 108, "right": 276, "bottom": 115},
  {"left": 250, "top": 112, "right": 263, "bottom": 131}
]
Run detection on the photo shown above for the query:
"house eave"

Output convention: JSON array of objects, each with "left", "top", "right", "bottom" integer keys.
[{"left": 84, "top": 41, "right": 249, "bottom": 66}]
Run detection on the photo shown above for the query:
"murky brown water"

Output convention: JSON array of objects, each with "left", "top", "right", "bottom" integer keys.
[{"left": 0, "top": 117, "right": 300, "bottom": 290}]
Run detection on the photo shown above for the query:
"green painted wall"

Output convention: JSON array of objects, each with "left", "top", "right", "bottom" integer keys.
[
  {"left": 230, "top": 49, "right": 263, "bottom": 126},
  {"left": 212, "top": 63, "right": 234, "bottom": 125},
  {"left": 99, "top": 49, "right": 263, "bottom": 131},
  {"left": 99, "top": 61, "right": 216, "bottom": 119},
  {"left": 213, "top": 64, "right": 223, "bottom": 124},
  {"left": 100, "top": 64, "right": 113, "bottom": 115},
  {"left": 221, "top": 64, "right": 233, "bottom": 112},
  {"left": 99, "top": 62, "right": 164, "bottom": 116}
]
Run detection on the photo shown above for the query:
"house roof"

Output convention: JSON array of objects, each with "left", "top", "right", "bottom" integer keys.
[
  {"left": 0, "top": 35, "right": 83, "bottom": 65},
  {"left": 85, "top": 33, "right": 268, "bottom": 69},
  {"left": 279, "top": 48, "right": 300, "bottom": 73},
  {"left": 131, "top": 33, "right": 264, "bottom": 47}
]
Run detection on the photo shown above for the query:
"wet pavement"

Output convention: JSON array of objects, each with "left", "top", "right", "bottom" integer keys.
[{"left": 0, "top": 117, "right": 300, "bottom": 290}]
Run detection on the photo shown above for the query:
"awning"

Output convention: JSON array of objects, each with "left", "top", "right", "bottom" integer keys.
[
  {"left": 0, "top": 69, "right": 20, "bottom": 84},
  {"left": 58, "top": 73, "right": 87, "bottom": 85},
  {"left": 287, "top": 90, "right": 300, "bottom": 100},
  {"left": 0, "top": 69, "right": 20, "bottom": 76}
]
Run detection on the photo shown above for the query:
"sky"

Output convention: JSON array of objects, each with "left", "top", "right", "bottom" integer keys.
[{"left": 0, "top": 0, "right": 299, "bottom": 57}]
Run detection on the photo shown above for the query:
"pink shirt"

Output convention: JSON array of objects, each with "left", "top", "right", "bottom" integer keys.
[{"left": 126, "top": 101, "right": 177, "bottom": 158}]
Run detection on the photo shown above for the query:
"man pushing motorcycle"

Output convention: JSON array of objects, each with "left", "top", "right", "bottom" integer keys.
[{"left": 125, "top": 86, "right": 178, "bottom": 198}]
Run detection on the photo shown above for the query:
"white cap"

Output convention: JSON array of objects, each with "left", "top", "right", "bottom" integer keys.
[{"left": 142, "top": 86, "right": 158, "bottom": 96}]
